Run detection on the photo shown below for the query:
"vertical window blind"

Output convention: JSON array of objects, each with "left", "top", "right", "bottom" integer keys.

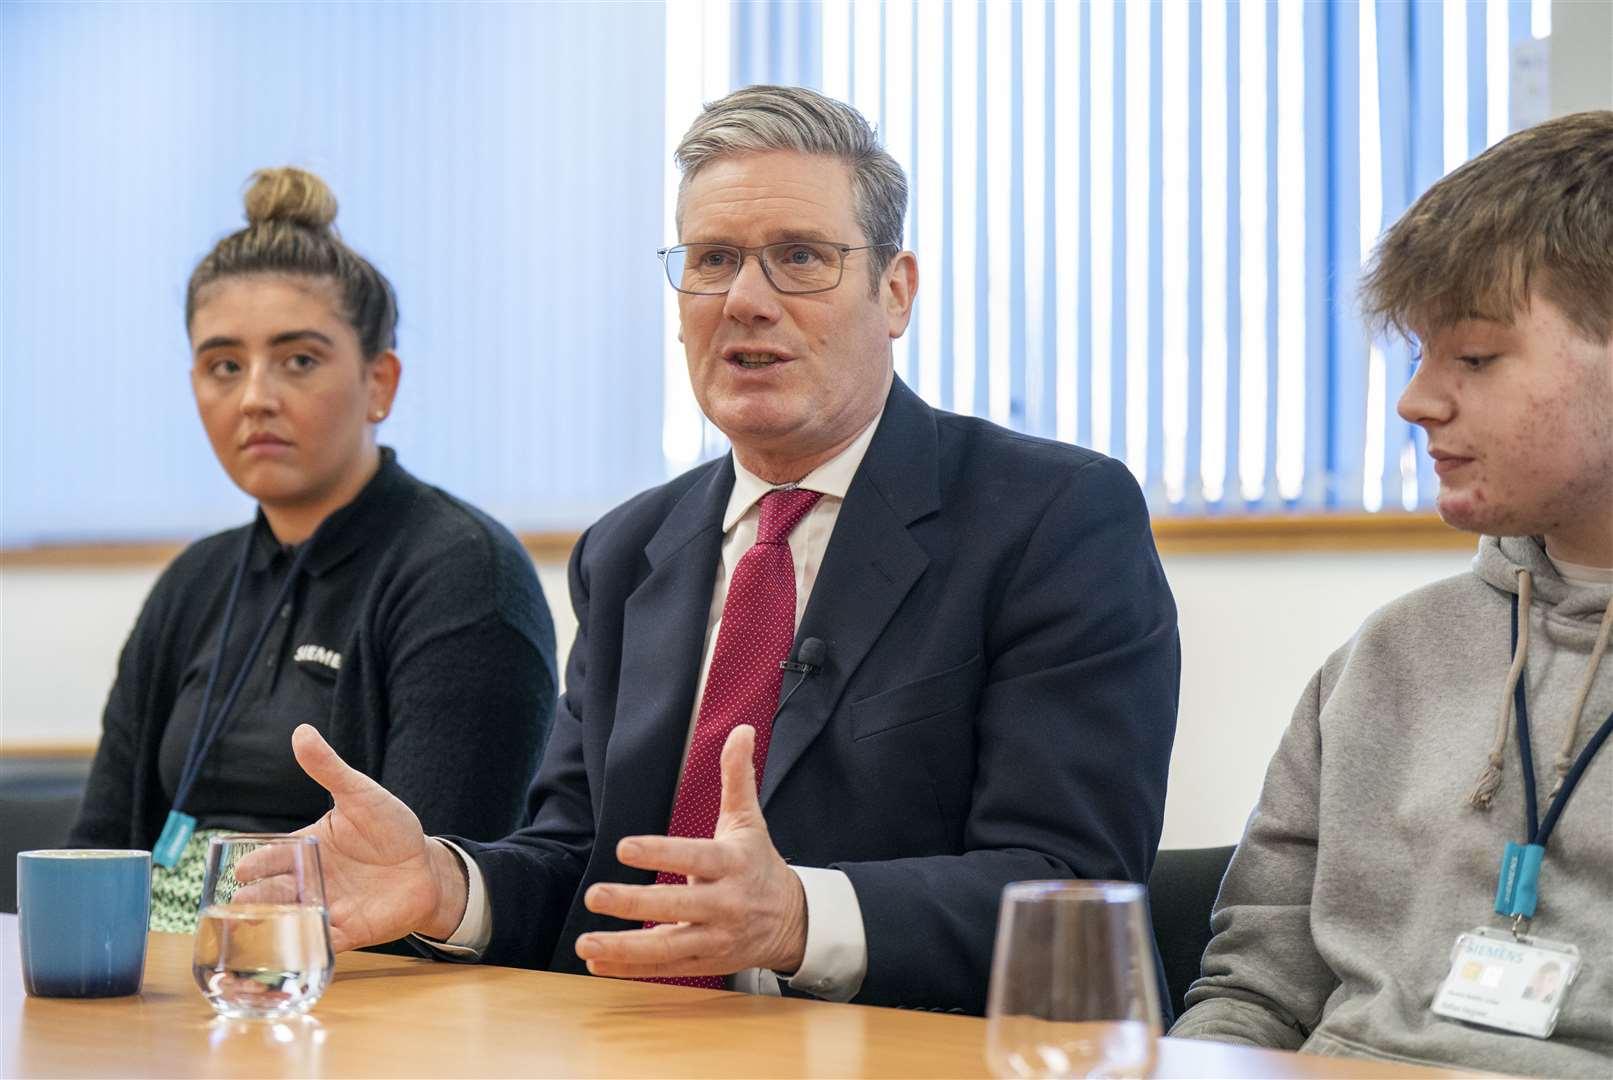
[
  {"left": 662, "top": 0, "right": 1543, "bottom": 513},
  {"left": 0, "top": 1, "right": 1551, "bottom": 546},
  {"left": 1, "top": 2, "right": 669, "bottom": 545}
]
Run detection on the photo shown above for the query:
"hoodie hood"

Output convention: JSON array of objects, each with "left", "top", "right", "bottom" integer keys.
[{"left": 1473, "top": 535, "right": 1613, "bottom": 649}]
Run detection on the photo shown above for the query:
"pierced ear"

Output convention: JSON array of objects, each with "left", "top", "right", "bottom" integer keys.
[{"left": 367, "top": 351, "right": 402, "bottom": 420}]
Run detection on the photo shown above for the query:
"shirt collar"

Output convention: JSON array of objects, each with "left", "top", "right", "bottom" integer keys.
[
  {"left": 721, "top": 407, "right": 886, "bottom": 534},
  {"left": 1548, "top": 552, "right": 1613, "bottom": 588},
  {"left": 248, "top": 446, "right": 407, "bottom": 575}
]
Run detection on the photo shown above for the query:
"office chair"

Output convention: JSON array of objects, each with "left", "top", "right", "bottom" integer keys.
[
  {"left": 0, "top": 757, "right": 91, "bottom": 914},
  {"left": 1148, "top": 844, "right": 1236, "bottom": 1022}
]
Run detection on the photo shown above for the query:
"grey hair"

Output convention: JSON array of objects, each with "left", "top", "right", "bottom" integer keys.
[{"left": 674, "top": 84, "right": 907, "bottom": 286}]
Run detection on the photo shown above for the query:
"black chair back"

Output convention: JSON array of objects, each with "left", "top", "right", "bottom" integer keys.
[
  {"left": 1147, "top": 845, "right": 1236, "bottom": 1022},
  {"left": 0, "top": 756, "right": 92, "bottom": 914}
]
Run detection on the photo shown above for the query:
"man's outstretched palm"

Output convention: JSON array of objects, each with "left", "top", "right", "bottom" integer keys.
[{"left": 236, "top": 724, "right": 461, "bottom": 952}]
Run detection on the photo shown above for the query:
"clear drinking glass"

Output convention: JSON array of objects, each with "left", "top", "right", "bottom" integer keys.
[
  {"left": 192, "top": 834, "right": 334, "bottom": 1019},
  {"left": 985, "top": 881, "right": 1163, "bottom": 1079}
]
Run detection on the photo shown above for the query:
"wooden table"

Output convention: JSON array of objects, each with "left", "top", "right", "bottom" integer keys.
[{"left": 1, "top": 916, "right": 1466, "bottom": 1078}]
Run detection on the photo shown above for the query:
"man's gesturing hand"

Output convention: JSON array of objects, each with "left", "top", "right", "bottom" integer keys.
[
  {"left": 574, "top": 724, "right": 809, "bottom": 979},
  {"left": 233, "top": 724, "right": 470, "bottom": 953}
]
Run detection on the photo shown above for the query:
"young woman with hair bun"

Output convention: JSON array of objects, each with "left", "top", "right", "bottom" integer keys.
[{"left": 68, "top": 167, "right": 557, "bottom": 932}]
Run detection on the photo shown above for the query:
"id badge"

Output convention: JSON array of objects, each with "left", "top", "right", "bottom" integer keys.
[{"left": 1432, "top": 927, "right": 1581, "bottom": 1038}]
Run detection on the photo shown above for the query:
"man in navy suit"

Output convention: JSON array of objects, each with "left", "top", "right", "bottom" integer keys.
[{"left": 263, "top": 85, "right": 1179, "bottom": 1015}]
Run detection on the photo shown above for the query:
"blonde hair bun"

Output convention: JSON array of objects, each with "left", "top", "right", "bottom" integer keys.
[{"left": 243, "top": 166, "right": 338, "bottom": 230}]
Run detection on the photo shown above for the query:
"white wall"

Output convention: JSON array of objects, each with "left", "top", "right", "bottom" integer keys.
[
  {"left": 1551, "top": 0, "right": 1613, "bottom": 116},
  {"left": 1, "top": 545, "right": 1474, "bottom": 848},
  {"left": 1160, "top": 547, "right": 1473, "bottom": 846}
]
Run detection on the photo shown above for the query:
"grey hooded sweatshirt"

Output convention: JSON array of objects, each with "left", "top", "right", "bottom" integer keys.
[{"left": 1172, "top": 536, "right": 1612, "bottom": 1077}]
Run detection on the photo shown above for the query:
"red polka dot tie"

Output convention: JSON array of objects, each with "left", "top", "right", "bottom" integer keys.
[{"left": 644, "top": 486, "right": 823, "bottom": 989}]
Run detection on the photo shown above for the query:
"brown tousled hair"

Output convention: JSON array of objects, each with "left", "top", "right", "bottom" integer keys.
[
  {"left": 186, "top": 167, "right": 399, "bottom": 358},
  {"left": 1359, "top": 110, "right": 1613, "bottom": 345}
]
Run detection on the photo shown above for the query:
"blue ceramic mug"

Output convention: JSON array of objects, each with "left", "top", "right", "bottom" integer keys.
[{"left": 17, "top": 850, "right": 151, "bottom": 998}]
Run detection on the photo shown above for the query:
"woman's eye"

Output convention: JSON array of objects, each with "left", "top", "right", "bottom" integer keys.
[
  {"left": 286, "top": 353, "right": 318, "bottom": 372},
  {"left": 208, "top": 358, "right": 241, "bottom": 377}
]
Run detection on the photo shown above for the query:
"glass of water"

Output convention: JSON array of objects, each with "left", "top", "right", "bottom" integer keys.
[
  {"left": 193, "top": 834, "right": 334, "bottom": 1020},
  {"left": 985, "top": 881, "right": 1163, "bottom": 1079}
]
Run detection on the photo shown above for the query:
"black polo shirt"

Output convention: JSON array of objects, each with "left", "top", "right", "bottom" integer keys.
[
  {"left": 156, "top": 518, "right": 348, "bottom": 832},
  {"left": 72, "top": 448, "right": 557, "bottom": 849}
]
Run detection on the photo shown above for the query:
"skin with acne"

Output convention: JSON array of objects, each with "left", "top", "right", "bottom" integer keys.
[{"left": 1397, "top": 295, "right": 1613, "bottom": 567}]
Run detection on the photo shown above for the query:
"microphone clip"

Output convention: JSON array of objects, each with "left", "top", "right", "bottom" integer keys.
[{"left": 780, "top": 637, "right": 827, "bottom": 676}]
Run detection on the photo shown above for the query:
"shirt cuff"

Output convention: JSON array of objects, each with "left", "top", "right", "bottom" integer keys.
[
  {"left": 408, "top": 838, "right": 492, "bottom": 960},
  {"left": 782, "top": 865, "right": 868, "bottom": 1002}
]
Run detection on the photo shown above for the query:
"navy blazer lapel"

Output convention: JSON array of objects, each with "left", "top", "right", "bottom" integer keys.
[
  {"left": 597, "top": 458, "right": 734, "bottom": 852},
  {"left": 761, "top": 379, "right": 939, "bottom": 806}
]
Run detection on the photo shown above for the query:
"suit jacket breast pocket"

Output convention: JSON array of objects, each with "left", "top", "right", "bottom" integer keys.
[{"left": 849, "top": 653, "right": 984, "bottom": 741}]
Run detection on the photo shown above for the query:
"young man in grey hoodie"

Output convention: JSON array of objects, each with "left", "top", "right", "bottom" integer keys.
[{"left": 1170, "top": 111, "right": 1613, "bottom": 1077}]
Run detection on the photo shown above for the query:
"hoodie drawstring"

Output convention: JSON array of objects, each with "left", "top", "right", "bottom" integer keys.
[
  {"left": 1469, "top": 570, "right": 1532, "bottom": 809},
  {"left": 1470, "top": 567, "right": 1613, "bottom": 809},
  {"left": 1549, "top": 600, "right": 1613, "bottom": 799}
]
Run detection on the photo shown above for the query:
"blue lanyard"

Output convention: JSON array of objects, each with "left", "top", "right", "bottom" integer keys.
[
  {"left": 1494, "top": 592, "right": 1613, "bottom": 923},
  {"left": 171, "top": 528, "right": 314, "bottom": 813}
]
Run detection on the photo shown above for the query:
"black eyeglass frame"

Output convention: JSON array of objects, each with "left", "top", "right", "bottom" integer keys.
[{"left": 656, "top": 241, "right": 898, "bottom": 296}]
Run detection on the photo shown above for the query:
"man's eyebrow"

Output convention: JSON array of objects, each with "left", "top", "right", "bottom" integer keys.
[
  {"left": 683, "top": 229, "right": 841, "bottom": 246},
  {"left": 194, "top": 335, "right": 242, "bottom": 353},
  {"left": 766, "top": 229, "right": 836, "bottom": 243}
]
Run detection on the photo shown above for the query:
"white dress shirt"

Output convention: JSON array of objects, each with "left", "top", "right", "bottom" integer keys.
[{"left": 426, "top": 409, "right": 885, "bottom": 1003}]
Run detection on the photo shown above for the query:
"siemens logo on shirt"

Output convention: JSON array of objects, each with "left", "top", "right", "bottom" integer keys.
[{"left": 293, "top": 644, "right": 343, "bottom": 672}]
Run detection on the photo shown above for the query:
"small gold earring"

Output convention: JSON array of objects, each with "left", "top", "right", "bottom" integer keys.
[{"left": 371, "top": 410, "right": 386, "bottom": 422}]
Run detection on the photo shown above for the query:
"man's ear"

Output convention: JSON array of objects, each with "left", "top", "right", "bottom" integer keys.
[{"left": 883, "top": 251, "right": 918, "bottom": 339}]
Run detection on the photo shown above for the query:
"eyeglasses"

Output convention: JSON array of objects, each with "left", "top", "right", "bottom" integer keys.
[{"left": 657, "top": 241, "right": 895, "bottom": 295}]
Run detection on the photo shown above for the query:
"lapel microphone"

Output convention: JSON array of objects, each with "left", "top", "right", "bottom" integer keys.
[
  {"left": 779, "top": 637, "right": 827, "bottom": 675},
  {"left": 775, "top": 637, "right": 826, "bottom": 719}
]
